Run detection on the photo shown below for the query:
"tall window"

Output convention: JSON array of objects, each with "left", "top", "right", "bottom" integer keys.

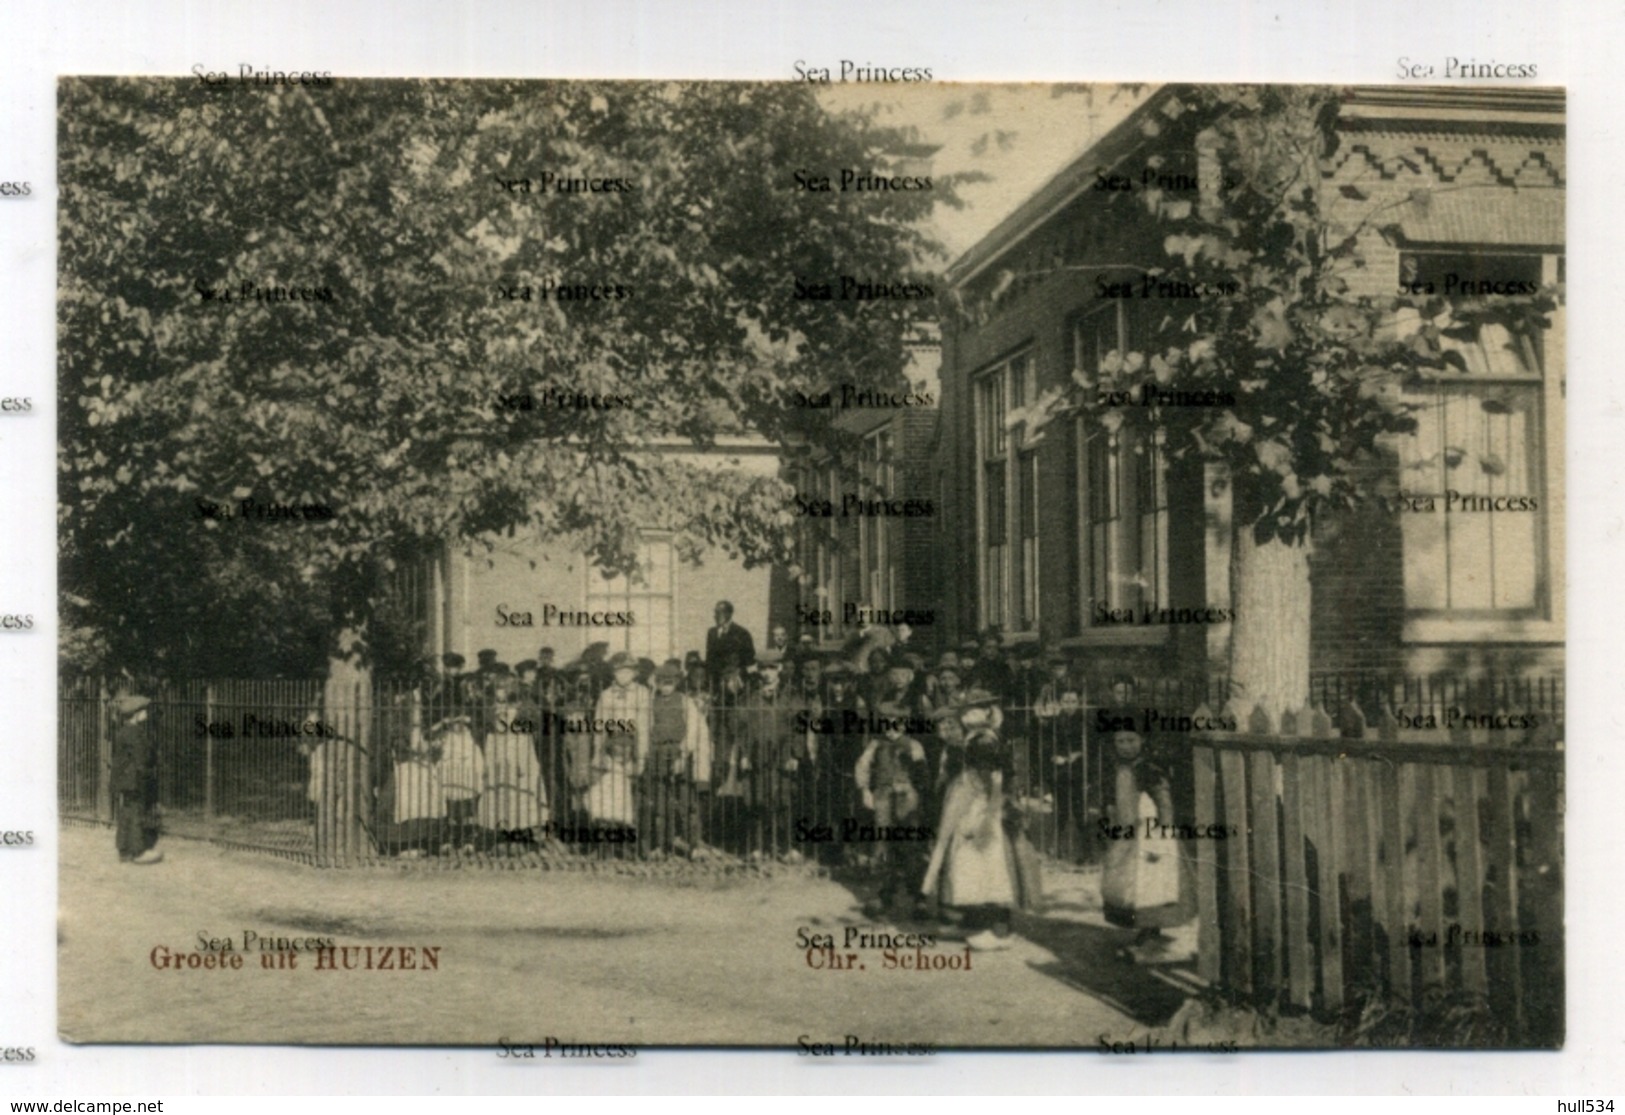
[
  {"left": 1018, "top": 446, "right": 1040, "bottom": 626},
  {"left": 1073, "top": 305, "right": 1170, "bottom": 624},
  {"left": 860, "top": 427, "right": 896, "bottom": 611},
  {"left": 974, "top": 351, "right": 1037, "bottom": 631},
  {"left": 1397, "top": 250, "right": 1551, "bottom": 616},
  {"left": 800, "top": 460, "right": 839, "bottom": 641},
  {"left": 584, "top": 534, "right": 677, "bottom": 662}
]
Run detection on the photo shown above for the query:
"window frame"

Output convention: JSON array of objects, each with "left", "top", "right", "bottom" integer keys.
[
  {"left": 972, "top": 347, "right": 1038, "bottom": 634},
  {"left": 1394, "top": 247, "right": 1564, "bottom": 641},
  {"left": 1068, "top": 303, "right": 1171, "bottom": 636},
  {"left": 859, "top": 426, "right": 897, "bottom": 613},
  {"left": 582, "top": 531, "right": 679, "bottom": 664}
]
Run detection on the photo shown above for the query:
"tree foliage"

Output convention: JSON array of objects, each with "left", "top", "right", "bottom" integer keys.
[
  {"left": 984, "top": 85, "right": 1558, "bottom": 541},
  {"left": 59, "top": 78, "right": 952, "bottom": 674}
]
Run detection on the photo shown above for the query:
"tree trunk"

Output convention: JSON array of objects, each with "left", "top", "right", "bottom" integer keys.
[{"left": 1228, "top": 525, "right": 1312, "bottom": 729}]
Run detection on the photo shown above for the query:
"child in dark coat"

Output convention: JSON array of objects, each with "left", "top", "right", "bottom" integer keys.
[
  {"left": 1097, "top": 708, "right": 1196, "bottom": 962},
  {"left": 855, "top": 701, "right": 928, "bottom": 913}
]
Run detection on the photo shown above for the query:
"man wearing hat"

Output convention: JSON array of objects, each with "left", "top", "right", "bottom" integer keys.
[
  {"left": 527, "top": 648, "right": 564, "bottom": 814},
  {"left": 817, "top": 659, "right": 866, "bottom": 863},
  {"left": 465, "top": 650, "right": 509, "bottom": 746},
  {"left": 534, "top": 646, "right": 558, "bottom": 689},
  {"left": 511, "top": 658, "right": 551, "bottom": 803},
  {"left": 795, "top": 655, "right": 824, "bottom": 698},
  {"left": 1035, "top": 651, "right": 1089, "bottom": 851},
  {"left": 473, "top": 648, "right": 507, "bottom": 693},
  {"left": 642, "top": 660, "right": 712, "bottom": 857},
  {"left": 787, "top": 656, "right": 837, "bottom": 862},
  {"left": 111, "top": 695, "right": 163, "bottom": 864},
  {"left": 736, "top": 651, "right": 802, "bottom": 860},
  {"left": 577, "top": 642, "right": 613, "bottom": 698},
  {"left": 430, "top": 652, "right": 466, "bottom": 719},
  {"left": 969, "top": 629, "right": 1014, "bottom": 704}
]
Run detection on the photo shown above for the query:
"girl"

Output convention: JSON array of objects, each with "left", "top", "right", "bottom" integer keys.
[
  {"left": 922, "top": 726, "right": 1039, "bottom": 949},
  {"left": 1098, "top": 711, "right": 1197, "bottom": 962}
]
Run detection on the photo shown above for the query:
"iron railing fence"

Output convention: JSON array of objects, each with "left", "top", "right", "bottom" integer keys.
[{"left": 60, "top": 671, "right": 1563, "bottom": 868}]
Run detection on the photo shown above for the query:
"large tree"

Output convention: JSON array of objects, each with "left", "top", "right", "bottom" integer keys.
[
  {"left": 59, "top": 78, "right": 953, "bottom": 675},
  {"left": 993, "top": 85, "right": 1557, "bottom": 722}
]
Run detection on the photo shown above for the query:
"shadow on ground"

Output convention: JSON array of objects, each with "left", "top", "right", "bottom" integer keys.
[
  {"left": 824, "top": 863, "right": 1194, "bottom": 1029},
  {"left": 1015, "top": 912, "right": 1193, "bottom": 1028}
]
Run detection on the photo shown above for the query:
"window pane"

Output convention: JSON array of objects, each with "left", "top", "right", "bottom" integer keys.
[
  {"left": 1399, "top": 382, "right": 1540, "bottom": 613},
  {"left": 1402, "top": 511, "right": 1449, "bottom": 610},
  {"left": 641, "top": 598, "right": 672, "bottom": 663},
  {"left": 1019, "top": 452, "right": 1038, "bottom": 540},
  {"left": 644, "top": 540, "right": 673, "bottom": 593},
  {"left": 1091, "top": 527, "right": 1109, "bottom": 610},
  {"left": 985, "top": 460, "right": 1007, "bottom": 538},
  {"left": 978, "top": 375, "right": 1007, "bottom": 457},
  {"left": 1022, "top": 538, "right": 1038, "bottom": 627},
  {"left": 1490, "top": 511, "right": 1539, "bottom": 609},
  {"left": 1399, "top": 251, "right": 1542, "bottom": 378}
]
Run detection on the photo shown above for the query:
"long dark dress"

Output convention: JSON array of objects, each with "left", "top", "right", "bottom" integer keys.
[
  {"left": 1101, "top": 758, "right": 1197, "bottom": 929},
  {"left": 111, "top": 717, "right": 159, "bottom": 859}
]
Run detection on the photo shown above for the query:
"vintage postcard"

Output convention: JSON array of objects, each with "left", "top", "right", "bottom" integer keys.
[{"left": 55, "top": 78, "right": 1564, "bottom": 1050}]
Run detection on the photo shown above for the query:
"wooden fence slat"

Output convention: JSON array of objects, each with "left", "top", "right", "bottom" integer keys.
[
  {"left": 1452, "top": 764, "right": 1488, "bottom": 998},
  {"left": 1220, "top": 747, "right": 1254, "bottom": 998},
  {"left": 1248, "top": 748, "right": 1283, "bottom": 1004},
  {"left": 1413, "top": 764, "right": 1448, "bottom": 991},
  {"left": 1194, "top": 746, "right": 1222, "bottom": 986},
  {"left": 1357, "top": 759, "right": 1388, "bottom": 993},
  {"left": 1521, "top": 766, "right": 1565, "bottom": 1045},
  {"left": 95, "top": 678, "right": 112, "bottom": 822},
  {"left": 1376, "top": 759, "right": 1409, "bottom": 1005},
  {"left": 1280, "top": 751, "right": 1314, "bottom": 1010},
  {"left": 1481, "top": 765, "right": 1523, "bottom": 1033},
  {"left": 1398, "top": 762, "right": 1425, "bottom": 993},
  {"left": 1343, "top": 752, "right": 1374, "bottom": 991},
  {"left": 1320, "top": 753, "right": 1346, "bottom": 1012},
  {"left": 1300, "top": 748, "right": 1328, "bottom": 1008}
]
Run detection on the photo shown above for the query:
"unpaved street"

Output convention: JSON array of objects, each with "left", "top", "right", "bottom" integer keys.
[{"left": 59, "top": 827, "right": 1193, "bottom": 1049}]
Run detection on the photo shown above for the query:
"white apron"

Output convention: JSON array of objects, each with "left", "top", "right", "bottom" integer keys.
[
  {"left": 477, "top": 733, "right": 548, "bottom": 830},
  {"left": 922, "top": 772, "right": 1016, "bottom": 907}
]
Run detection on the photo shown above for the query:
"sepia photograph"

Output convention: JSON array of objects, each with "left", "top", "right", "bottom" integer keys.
[{"left": 54, "top": 77, "right": 1565, "bottom": 1050}]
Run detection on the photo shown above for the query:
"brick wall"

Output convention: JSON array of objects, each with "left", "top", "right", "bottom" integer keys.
[{"left": 940, "top": 103, "right": 1565, "bottom": 685}]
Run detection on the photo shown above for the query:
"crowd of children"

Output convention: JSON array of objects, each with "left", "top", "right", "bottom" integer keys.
[{"left": 357, "top": 606, "right": 1195, "bottom": 957}]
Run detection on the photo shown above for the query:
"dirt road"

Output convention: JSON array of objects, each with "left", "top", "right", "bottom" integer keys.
[{"left": 58, "top": 827, "right": 1193, "bottom": 1049}]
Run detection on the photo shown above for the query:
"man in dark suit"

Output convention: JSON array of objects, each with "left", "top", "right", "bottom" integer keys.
[
  {"left": 111, "top": 694, "right": 163, "bottom": 864},
  {"left": 704, "top": 600, "right": 756, "bottom": 693},
  {"left": 430, "top": 652, "right": 466, "bottom": 718}
]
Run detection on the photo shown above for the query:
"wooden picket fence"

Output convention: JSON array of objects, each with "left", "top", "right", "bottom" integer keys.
[{"left": 1190, "top": 703, "right": 1563, "bottom": 1046}]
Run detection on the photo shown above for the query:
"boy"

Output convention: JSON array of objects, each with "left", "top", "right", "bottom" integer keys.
[
  {"left": 855, "top": 701, "right": 928, "bottom": 914},
  {"left": 642, "top": 661, "right": 711, "bottom": 858}
]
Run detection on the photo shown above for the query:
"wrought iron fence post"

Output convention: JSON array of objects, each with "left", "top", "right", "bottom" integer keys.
[
  {"left": 204, "top": 682, "right": 216, "bottom": 837},
  {"left": 354, "top": 680, "right": 372, "bottom": 864},
  {"left": 95, "top": 677, "right": 112, "bottom": 823}
]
